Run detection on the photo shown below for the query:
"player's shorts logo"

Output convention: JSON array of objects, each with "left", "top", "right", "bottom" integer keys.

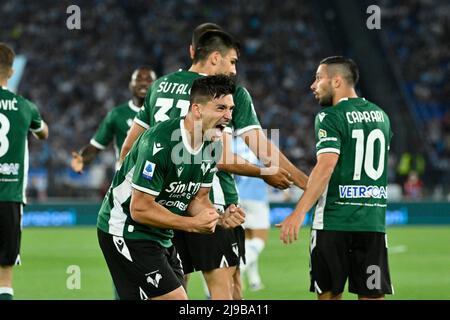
[
  {"left": 112, "top": 236, "right": 133, "bottom": 262},
  {"left": 145, "top": 270, "right": 162, "bottom": 288},
  {"left": 232, "top": 243, "right": 239, "bottom": 257}
]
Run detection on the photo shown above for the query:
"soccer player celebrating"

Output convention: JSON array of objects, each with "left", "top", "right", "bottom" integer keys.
[
  {"left": 0, "top": 43, "right": 49, "bottom": 300},
  {"left": 97, "top": 75, "right": 245, "bottom": 300},
  {"left": 120, "top": 23, "right": 308, "bottom": 300},
  {"left": 278, "top": 56, "right": 393, "bottom": 300}
]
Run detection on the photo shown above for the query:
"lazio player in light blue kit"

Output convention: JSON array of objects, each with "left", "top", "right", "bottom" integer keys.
[{"left": 233, "top": 136, "right": 270, "bottom": 291}]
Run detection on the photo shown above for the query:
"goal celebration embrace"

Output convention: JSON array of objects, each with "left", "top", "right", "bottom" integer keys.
[{"left": 2, "top": 1, "right": 449, "bottom": 302}]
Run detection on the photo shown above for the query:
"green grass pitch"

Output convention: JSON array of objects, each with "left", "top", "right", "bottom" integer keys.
[{"left": 13, "top": 226, "right": 450, "bottom": 300}]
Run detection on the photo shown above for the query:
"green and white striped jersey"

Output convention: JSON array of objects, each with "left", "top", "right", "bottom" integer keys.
[
  {"left": 97, "top": 117, "right": 221, "bottom": 246},
  {"left": 90, "top": 100, "right": 140, "bottom": 162},
  {"left": 0, "top": 87, "right": 44, "bottom": 204},
  {"left": 134, "top": 69, "right": 261, "bottom": 209},
  {"left": 313, "top": 97, "right": 393, "bottom": 232}
]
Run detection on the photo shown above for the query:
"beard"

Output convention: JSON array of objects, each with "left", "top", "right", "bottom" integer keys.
[
  {"left": 319, "top": 94, "right": 333, "bottom": 106},
  {"left": 318, "top": 86, "right": 334, "bottom": 106}
]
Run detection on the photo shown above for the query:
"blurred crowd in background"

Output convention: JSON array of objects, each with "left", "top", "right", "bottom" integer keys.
[{"left": 0, "top": 0, "right": 448, "bottom": 201}]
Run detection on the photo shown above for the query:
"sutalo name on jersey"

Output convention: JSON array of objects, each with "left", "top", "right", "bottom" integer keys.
[
  {"left": 346, "top": 110, "right": 385, "bottom": 124},
  {"left": 0, "top": 98, "right": 18, "bottom": 111},
  {"left": 339, "top": 185, "right": 388, "bottom": 199},
  {"left": 156, "top": 81, "right": 190, "bottom": 95}
]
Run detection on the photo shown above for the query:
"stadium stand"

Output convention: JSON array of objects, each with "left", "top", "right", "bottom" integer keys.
[{"left": 0, "top": 0, "right": 447, "bottom": 199}]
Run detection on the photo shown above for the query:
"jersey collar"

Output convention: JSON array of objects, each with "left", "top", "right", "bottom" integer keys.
[
  {"left": 179, "top": 68, "right": 208, "bottom": 76},
  {"left": 180, "top": 119, "right": 204, "bottom": 155},
  {"left": 128, "top": 100, "right": 141, "bottom": 112},
  {"left": 338, "top": 97, "right": 365, "bottom": 102}
]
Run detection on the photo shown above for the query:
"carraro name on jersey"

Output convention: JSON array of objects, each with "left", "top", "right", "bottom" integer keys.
[
  {"left": 339, "top": 185, "right": 387, "bottom": 199},
  {"left": 346, "top": 111, "right": 385, "bottom": 124}
]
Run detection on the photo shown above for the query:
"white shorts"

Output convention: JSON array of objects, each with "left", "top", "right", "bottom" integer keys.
[{"left": 240, "top": 199, "right": 270, "bottom": 230}]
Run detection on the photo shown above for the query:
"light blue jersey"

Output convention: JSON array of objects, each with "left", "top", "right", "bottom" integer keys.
[{"left": 232, "top": 137, "right": 268, "bottom": 202}]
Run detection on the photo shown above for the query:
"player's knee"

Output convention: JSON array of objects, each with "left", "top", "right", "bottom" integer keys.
[
  {"left": 358, "top": 294, "right": 385, "bottom": 300},
  {"left": 152, "top": 286, "right": 188, "bottom": 300},
  {"left": 318, "top": 291, "right": 343, "bottom": 300}
]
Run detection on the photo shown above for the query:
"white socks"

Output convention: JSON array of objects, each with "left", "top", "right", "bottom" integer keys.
[
  {"left": 244, "top": 237, "right": 265, "bottom": 269},
  {"left": 0, "top": 287, "right": 13, "bottom": 295},
  {"left": 0, "top": 287, "right": 14, "bottom": 300}
]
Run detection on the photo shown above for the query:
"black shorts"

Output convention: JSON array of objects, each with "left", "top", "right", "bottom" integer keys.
[
  {"left": 97, "top": 229, "right": 184, "bottom": 300},
  {"left": 173, "top": 225, "right": 245, "bottom": 274},
  {"left": 309, "top": 229, "right": 393, "bottom": 296},
  {"left": 0, "top": 202, "right": 22, "bottom": 266}
]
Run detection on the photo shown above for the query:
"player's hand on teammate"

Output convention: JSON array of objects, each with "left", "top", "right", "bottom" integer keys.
[
  {"left": 191, "top": 208, "right": 219, "bottom": 233},
  {"left": 276, "top": 212, "right": 305, "bottom": 244},
  {"left": 261, "top": 166, "right": 293, "bottom": 189},
  {"left": 71, "top": 152, "right": 84, "bottom": 174},
  {"left": 219, "top": 204, "right": 245, "bottom": 229}
]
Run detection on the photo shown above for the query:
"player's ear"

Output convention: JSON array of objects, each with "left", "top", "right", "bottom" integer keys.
[
  {"left": 191, "top": 103, "right": 202, "bottom": 118},
  {"left": 8, "top": 68, "right": 14, "bottom": 79},
  {"left": 210, "top": 51, "right": 221, "bottom": 66},
  {"left": 189, "top": 45, "right": 195, "bottom": 60},
  {"left": 332, "top": 75, "right": 341, "bottom": 89}
]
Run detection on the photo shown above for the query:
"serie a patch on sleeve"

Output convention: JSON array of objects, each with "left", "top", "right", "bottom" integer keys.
[
  {"left": 142, "top": 161, "right": 156, "bottom": 180},
  {"left": 318, "top": 129, "right": 327, "bottom": 138}
]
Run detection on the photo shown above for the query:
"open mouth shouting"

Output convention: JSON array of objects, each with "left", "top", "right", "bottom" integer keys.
[{"left": 215, "top": 123, "right": 228, "bottom": 138}]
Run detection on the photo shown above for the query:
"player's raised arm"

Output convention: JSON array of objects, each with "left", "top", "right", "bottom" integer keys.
[
  {"left": 217, "top": 131, "right": 294, "bottom": 189},
  {"left": 241, "top": 128, "right": 309, "bottom": 190}
]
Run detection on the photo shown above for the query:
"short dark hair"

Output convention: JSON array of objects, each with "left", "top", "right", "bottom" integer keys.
[
  {"left": 320, "top": 56, "right": 359, "bottom": 86},
  {"left": 192, "top": 23, "right": 223, "bottom": 48},
  {"left": 0, "top": 43, "right": 15, "bottom": 78},
  {"left": 190, "top": 74, "right": 236, "bottom": 105},
  {"left": 193, "top": 30, "right": 240, "bottom": 64},
  {"left": 132, "top": 66, "right": 157, "bottom": 81}
]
